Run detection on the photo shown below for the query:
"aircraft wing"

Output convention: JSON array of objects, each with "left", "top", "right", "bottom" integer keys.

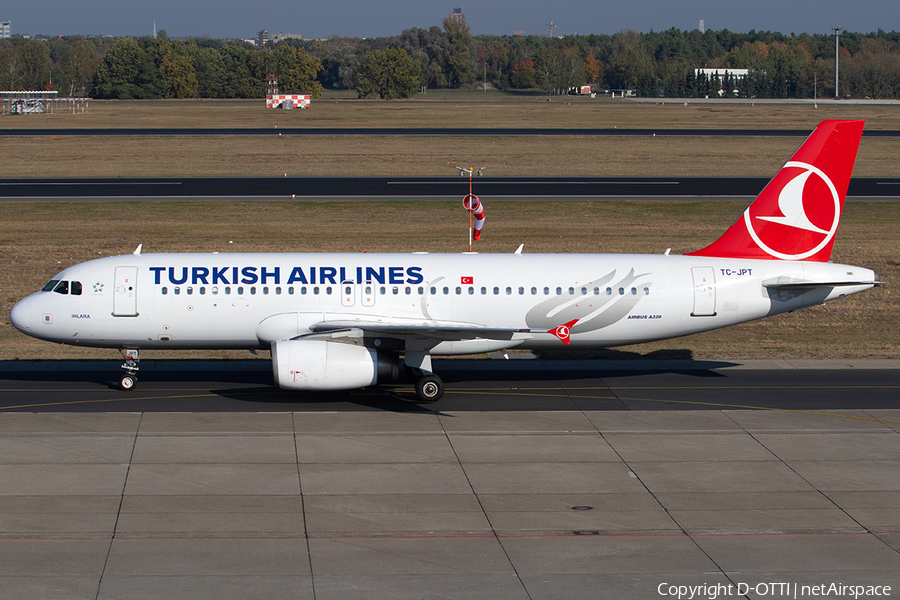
[{"left": 310, "top": 320, "right": 535, "bottom": 341}]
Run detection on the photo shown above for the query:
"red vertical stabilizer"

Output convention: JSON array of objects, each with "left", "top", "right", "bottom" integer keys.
[{"left": 687, "top": 119, "right": 864, "bottom": 262}]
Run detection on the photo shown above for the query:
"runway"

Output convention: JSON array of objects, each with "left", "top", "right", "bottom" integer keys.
[
  {"left": 3, "top": 127, "right": 900, "bottom": 138},
  {"left": 1, "top": 358, "right": 899, "bottom": 599},
  {"left": 1, "top": 176, "right": 899, "bottom": 199},
  {"left": 1, "top": 357, "right": 900, "bottom": 413}
]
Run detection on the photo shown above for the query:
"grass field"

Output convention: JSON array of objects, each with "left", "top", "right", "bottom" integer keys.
[
  {"left": 3, "top": 97, "right": 900, "bottom": 178},
  {"left": 1, "top": 96, "right": 896, "bottom": 361}
]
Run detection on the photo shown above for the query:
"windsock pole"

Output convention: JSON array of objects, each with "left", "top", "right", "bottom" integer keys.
[{"left": 468, "top": 165, "right": 473, "bottom": 251}]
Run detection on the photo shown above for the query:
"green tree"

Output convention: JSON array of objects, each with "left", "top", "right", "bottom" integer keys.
[
  {"left": 356, "top": 47, "right": 422, "bottom": 99},
  {"left": 158, "top": 44, "right": 198, "bottom": 98},
  {"left": 442, "top": 16, "right": 474, "bottom": 87},
  {"left": 93, "top": 38, "right": 163, "bottom": 99},
  {"left": 272, "top": 44, "right": 324, "bottom": 97},
  {"left": 193, "top": 47, "right": 227, "bottom": 98},
  {"left": 18, "top": 40, "right": 51, "bottom": 90}
]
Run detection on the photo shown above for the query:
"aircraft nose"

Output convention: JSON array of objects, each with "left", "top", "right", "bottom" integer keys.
[{"left": 10, "top": 298, "right": 33, "bottom": 334}]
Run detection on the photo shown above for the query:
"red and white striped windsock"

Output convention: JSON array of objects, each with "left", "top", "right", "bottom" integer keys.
[{"left": 463, "top": 194, "right": 485, "bottom": 240}]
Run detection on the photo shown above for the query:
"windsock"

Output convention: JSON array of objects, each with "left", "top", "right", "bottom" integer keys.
[{"left": 463, "top": 194, "right": 485, "bottom": 240}]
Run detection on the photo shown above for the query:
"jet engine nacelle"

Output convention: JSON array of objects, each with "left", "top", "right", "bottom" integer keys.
[{"left": 271, "top": 339, "right": 399, "bottom": 391}]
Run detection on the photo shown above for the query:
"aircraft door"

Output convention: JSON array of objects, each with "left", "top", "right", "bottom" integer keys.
[
  {"left": 361, "top": 281, "right": 376, "bottom": 307},
  {"left": 691, "top": 267, "right": 716, "bottom": 317},
  {"left": 113, "top": 266, "right": 139, "bottom": 317}
]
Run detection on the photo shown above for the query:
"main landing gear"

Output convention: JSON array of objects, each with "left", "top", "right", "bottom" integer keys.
[
  {"left": 119, "top": 348, "right": 139, "bottom": 391},
  {"left": 405, "top": 351, "right": 444, "bottom": 401},
  {"left": 415, "top": 374, "right": 444, "bottom": 401}
]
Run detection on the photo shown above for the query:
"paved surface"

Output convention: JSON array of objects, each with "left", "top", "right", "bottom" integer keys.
[
  {"left": 1, "top": 360, "right": 900, "bottom": 598},
  {"left": 1, "top": 358, "right": 899, "bottom": 413}
]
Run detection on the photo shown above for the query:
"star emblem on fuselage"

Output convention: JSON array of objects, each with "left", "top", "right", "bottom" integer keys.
[{"left": 93, "top": 282, "right": 104, "bottom": 293}]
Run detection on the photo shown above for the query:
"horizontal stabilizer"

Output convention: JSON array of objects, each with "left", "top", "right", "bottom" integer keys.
[{"left": 763, "top": 280, "right": 881, "bottom": 289}]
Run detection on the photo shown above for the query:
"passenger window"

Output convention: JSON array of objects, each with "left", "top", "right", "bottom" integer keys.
[
  {"left": 493, "top": 287, "right": 500, "bottom": 295},
  {"left": 481, "top": 287, "right": 487, "bottom": 295},
  {"left": 418, "top": 286, "right": 424, "bottom": 295},
  {"left": 237, "top": 286, "right": 244, "bottom": 295},
  {"left": 606, "top": 287, "right": 612, "bottom": 295},
  {"left": 187, "top": 287, "right": 193, "bottom": 295},
  {"left": 619, "top": 287, "right": 625, "bottom": 295},
  {"left": 644, "top": 287, "right": 650, "bottom": 295},
  {"left": 392, "top": 287, "right": 399, "bottom": 295},
  {"left": 443, "top": 287, "right": 449, "bottom": 295},
  {"left": 326, "top": 287, "right": 332, "bottom": 295},
  {"left": 380, "top": 286, "right": 386, "bottom": 295},
  {"left": 455, "top": 287, "right": 461, "bottom": 295},
  {"left": 593, "top": 287, "right": 600, "bottom": 295},
  {"left": 468, "top": 287, "right": 474, "bottom": 295},
  {"left": 531, "top": 287, "right": 537, "bottom": 295},
  {"left": 429, "top": 286, "right": 436, "bottom": 295},
  {"left": 568, "top": 287, "right": 575, "bottom": 295},
  {"left": 174, "top": 287, "right": 181, "bottom": 295},
  {"left": 263, "top": 286, "right": 269, "bottom": 295},
  {"left": 225, "top": 286, "right": 231, "bottom": 295},
  {"left": 406, "top": 286, "right": 412, "bottom": 295},
  {"left": 212, "top": 287, "right": 218, "bottom": 295},
  {"left": 53, "top": 281, "right": 69, "bottom": 295},
  {"left": 581, "top": 287, "right": 587, "bottom": 295},
  {"left": 71, "top": 281, "right": 82, "bottom": 296},
  {"left": 506, "top": 287, "right": 512, "bottom": 295},
  {"left": 42, "top": 280, "right": 60, "bottom": 292},
  {"left": 313, "top": 287, "right": 320, "bottom": 295},
  {"left": 301, "top": 287, "right": 307, "bottom": 295},
  {"left": 162, "top": 287, "right": 168, "bottom": 295},
  {"left": 199, "top": 287, "right": 206, "bottom": 295},
  {"left": 631, "top": 287, "right": 637, "bottom": 295},
  {"left": 345, "top": 286, "right": 352, "bottom": 295},
  {"left": 518, "top": 287, "right": 524, "bottom": 295},
  {"left": 556, "top": 287, "right": 562, "bottom": 295},
  {"left": 250, "top": 287, "right": 256, "bottom": 295},
  {"left": 276, "top": 287, "right": 282, "bottom": 295},
  {"left": 289, "top": 287, "right": 295, "bottom": 295},
  {"left": 544, "top": 287, "right": 550, "bottom": 295}
]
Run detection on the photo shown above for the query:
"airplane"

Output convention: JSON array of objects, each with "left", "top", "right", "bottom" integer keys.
[{"left": 9, "top": 119, "right": 880, "bottom": 401}]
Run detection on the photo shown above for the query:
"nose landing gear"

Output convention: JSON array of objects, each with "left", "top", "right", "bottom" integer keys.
[{"left": 119, "top": 348, "right": 139, "bottom": 391}]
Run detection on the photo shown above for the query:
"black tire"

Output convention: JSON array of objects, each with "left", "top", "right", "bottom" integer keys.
[
  {"left": 415, "top": 375, "right": 444, "bottom": 401},
  {"left": 120, "top": 374, "right": 137, "bottom": 391}
]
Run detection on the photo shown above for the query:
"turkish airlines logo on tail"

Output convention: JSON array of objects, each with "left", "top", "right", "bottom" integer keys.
[{"left": 744, "top": 161, "right": 841, "bottom": 260}]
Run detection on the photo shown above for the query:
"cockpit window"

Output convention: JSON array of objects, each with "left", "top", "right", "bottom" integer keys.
[{"left": 41, "top": 280, "right": 81, "bottom": 295}]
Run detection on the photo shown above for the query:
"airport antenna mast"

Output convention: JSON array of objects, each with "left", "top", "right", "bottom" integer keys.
[{"left": 832, "top": 26, "right": 842, "bottom": 99}]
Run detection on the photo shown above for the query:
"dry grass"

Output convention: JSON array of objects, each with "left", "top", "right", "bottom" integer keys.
[
  {"left": 1, "top": 135, "right": 899, "bottom": 178},
  {"left": 1, "top": 200, "right": 896, "bottom": 361},
  {"left": 5, "top": 95, "right": 900, "bottom": 130},
  {"left": 3, "top": 98, "right": 899, "bottom": 178}
]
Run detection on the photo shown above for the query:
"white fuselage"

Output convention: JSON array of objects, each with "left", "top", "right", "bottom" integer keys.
[{"left": 10, "top": 252, "right": 876, "bottom": 352}]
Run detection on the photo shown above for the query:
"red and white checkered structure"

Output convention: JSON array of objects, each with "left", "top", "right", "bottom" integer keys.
[{"left": 266, "top": 94, "right": 311, "bottom": 109}]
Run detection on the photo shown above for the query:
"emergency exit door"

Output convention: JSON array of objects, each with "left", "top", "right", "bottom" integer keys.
[{"left": 113, "top": 266, "right": 139, "bottom": 317}]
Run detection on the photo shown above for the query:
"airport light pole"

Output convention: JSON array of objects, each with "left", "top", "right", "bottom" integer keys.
[{"left": 832, "top": 26, "right": 842, "bottom": 99}]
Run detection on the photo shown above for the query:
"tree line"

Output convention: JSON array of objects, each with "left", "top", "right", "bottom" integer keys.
[{"left": 3, "top": 22, "right": 900, "bottom": 99}]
